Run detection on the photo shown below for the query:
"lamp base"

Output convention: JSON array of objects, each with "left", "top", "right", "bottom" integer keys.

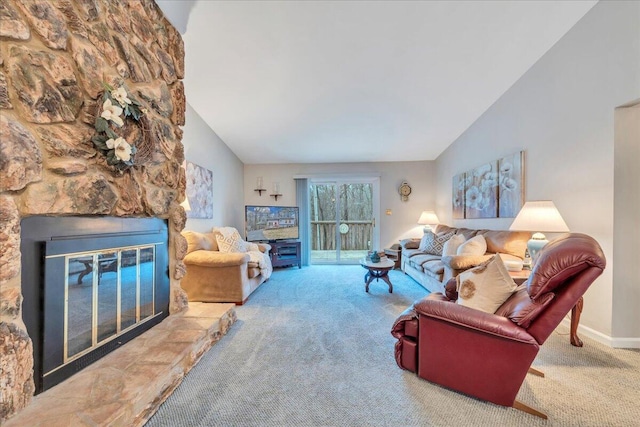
[{"left": 528, "top": 233, "right": 548, "bottom": 264}]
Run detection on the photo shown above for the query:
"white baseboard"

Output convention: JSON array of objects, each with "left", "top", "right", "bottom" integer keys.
[{"left": 560, "top": 318, "right": 640, "bottom": 348}]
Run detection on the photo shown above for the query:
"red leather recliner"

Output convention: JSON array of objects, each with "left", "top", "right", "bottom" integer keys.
[{"left": 391, "top": 233, "right": 606, "bottom": 418}]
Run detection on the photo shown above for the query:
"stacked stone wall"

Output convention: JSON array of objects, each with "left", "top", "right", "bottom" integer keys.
[{"left": 0, "top": 0, "right": 189, "bottom": 421}]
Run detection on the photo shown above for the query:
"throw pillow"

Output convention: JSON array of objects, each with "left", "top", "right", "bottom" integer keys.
[
  {"left": 214, "top": 227, "right": 247, "bottom": 253},
  {"left": 442, "top": 234, "right": 466, "bottom": 256},
  {"left": 456, "top": 234, "right": 487, "bottom": 256},
  {"left": 456, "top": 255, "right": 518, "bottom": 314},
  {"left": 182, "top": 231, "right": 207, "bottom": 253},
  {"left": 418, "top": 231, "right": 455, "bottom": 255}
]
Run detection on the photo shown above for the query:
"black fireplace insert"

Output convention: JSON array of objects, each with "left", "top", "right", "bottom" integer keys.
[{"left": 21, "top": 216, "right": 170, "bottom": 393}]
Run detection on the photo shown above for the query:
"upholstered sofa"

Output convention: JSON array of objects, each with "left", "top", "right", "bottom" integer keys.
[
  {"left": 400, "top": 224, "right": 531, "bottom": 294},
  {"left": 181, "top": 228, "right": 273, "bottom": 304}
]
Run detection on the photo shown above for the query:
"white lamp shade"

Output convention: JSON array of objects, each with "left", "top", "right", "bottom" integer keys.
[
  {"left": 180, "top": 197, "right": 191, "bottom": 212},
  {"left": 509, "top": 201, "right": 569, "bottom": 233},
  {"left": 418, "top": 210, "right": 439, "bottom": 226}
]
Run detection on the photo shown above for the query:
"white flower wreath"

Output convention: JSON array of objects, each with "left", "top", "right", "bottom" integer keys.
[{"left": 92, "top": 83, "right": 145, "bottom": 171}]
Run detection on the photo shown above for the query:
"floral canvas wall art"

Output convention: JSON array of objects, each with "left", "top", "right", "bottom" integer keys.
[
  {"left": 498, "top": 151, "right": 524, "bottom": 217},
  {"left": 465, "top": 161, "right": 499, "bottom": 219},
  {"left": 184, "top": 160, "right": 213, "bottom": 219},
  {"left": 452, "top": 173, "right": 466, "bottom": 219}
]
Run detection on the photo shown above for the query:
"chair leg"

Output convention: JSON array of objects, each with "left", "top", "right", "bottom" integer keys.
[
  {"left": 527, "top": 367, "right": 545, "bottom": 377},
  {"left": 570, "top": 297, "right": 584, "bottom": 347},
  {"left": 513, "top": 400, "right": 548, "bottom": 419}
]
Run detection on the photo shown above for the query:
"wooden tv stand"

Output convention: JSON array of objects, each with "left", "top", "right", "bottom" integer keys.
[{"left": 269, "top": 241, "right": 301, "bottom": 269}]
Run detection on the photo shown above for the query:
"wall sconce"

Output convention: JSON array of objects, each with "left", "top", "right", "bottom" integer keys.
[
  {"left": 417, "top": 210, "right": 439, "bottom": 233},
  {"left": 270, "top": 182, "right": 282, "bottom": 201},
  {"left": 254, "top": 176, "right": 266, "bottom": 196}
]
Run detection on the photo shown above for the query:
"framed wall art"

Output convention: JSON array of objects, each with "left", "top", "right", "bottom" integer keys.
[
  {"left": 465, "top": 161, "right": 498, "bottom": 219},
  {"left": 184, "top": 160, "right": 213, "bottom": 219},
  {"left": 453, "top": 150, "right": 525, "bottom": 219}
]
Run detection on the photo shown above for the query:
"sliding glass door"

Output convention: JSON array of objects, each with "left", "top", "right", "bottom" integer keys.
[{"left": 309, "top": 178, "right": 379, "bottom": 264}]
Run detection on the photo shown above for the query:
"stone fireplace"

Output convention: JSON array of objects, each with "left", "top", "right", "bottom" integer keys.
[{"left": 0, "top": 0, "right": 192, "bottom": 422}]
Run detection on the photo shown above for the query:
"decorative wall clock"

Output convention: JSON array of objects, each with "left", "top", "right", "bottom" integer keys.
[{"left": 399, "top": 181, "right": 412, "bottom": 202}]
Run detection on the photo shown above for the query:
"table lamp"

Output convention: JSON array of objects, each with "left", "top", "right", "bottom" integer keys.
[
  {"left": 509, "top": 200, "right": 569, "bottom": 262},
  {"left": 180, "top": 197, "right": 191, "bottom": 212},
  {"left": 418, "top": 210, "right": 439, "bottom": 233}
]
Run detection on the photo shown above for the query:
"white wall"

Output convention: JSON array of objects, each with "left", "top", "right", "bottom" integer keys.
[
  {"left": 244, "top": 161, "right": 436, "bottom": 249},
  {"left": 182, "top": 103, "right": 245, "bottom": 232},
  {"left": 613, "top": 103, "right": 640, "bottom": 340},
  {"left": 435, "top": 1, "right": 640, "bottom": 343}
]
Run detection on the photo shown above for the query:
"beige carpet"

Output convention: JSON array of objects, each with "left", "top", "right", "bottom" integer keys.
[{"left": 147, "top": 265, "right": 640, "bottom": 426}]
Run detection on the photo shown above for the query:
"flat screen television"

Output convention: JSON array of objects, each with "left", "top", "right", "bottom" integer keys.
[{"left": 245, "top": 205, "right": 299, "bottom": 242}]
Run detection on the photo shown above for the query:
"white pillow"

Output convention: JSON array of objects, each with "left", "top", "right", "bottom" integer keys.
[
  {"left": 456, "top": 234, "right": 487, "bottom": 256},
  {"left": 214, "top": 227, "right": 247, "bottom": 253},
  {"left": 442, "top": 234, "right": 466, "bottom": 256},
  {"left": 456, "top": 255, "right": 518, "bottom": 314}
]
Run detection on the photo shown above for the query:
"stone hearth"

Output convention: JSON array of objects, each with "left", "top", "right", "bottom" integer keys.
[
  {"left": 3, "top": 303, "right": 236, "bottom": 427},
  {"left": 0, "top": 0, "right": 194, "bottom": 422}
]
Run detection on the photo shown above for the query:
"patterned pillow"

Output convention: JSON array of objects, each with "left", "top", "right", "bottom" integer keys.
[
  {"left": 418, "top": 231, "right": 455, "bottom": 255},
  {"left": 456, "top": 255, "right": 518, "bottom": 314},
  {"left": 214, "top": 227, "right": 247, "bottom": 253}
]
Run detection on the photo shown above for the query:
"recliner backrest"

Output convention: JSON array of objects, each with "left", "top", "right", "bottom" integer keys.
[{"left": 524, "top": 233, "right": 606, "bottom": 344}]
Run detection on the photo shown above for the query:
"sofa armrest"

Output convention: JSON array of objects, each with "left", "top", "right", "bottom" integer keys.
[
  {"left": 183, "top": 250, "right": 250, "bottom": 267},
  {"left": 400, "top": 238, "right": 421, "bottom": 250},
  {"left": 414, "top": 298, "right": 536, "bottom": 344},
  {"left": 442, "top": 254, "right": 493, "bottom": 270}
]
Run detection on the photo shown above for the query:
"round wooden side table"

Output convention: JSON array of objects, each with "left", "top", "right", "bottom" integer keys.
[{"left": 360, "top": 258, "right": 395, "bottom": 293}]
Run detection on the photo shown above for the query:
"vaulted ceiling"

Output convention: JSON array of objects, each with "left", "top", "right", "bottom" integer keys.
[{"left": 157, "top": 1, "right": 597, "bottom": 164}]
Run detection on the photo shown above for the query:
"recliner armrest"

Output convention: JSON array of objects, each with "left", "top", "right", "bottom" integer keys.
[
  {"left": 183, "top": 250, "right": 250, "bottom": 267},
  {"left": 414, "top": 299, "right": 537, "bottom": 345}
]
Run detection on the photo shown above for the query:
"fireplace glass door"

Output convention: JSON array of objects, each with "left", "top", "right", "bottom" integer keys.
[
  {"left": 40, "top": 226, "right": 169, "bottom": 392},
  {"left": 64, "top": 246, "right": 156, "bottom": 362}
]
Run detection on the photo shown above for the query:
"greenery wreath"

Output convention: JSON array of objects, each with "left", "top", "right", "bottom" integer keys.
[{"left": 92, "top": 83, "right": 146, "bottom": 171}]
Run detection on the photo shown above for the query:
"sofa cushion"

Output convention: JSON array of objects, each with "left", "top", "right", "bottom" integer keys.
[
  {"left": 442, "top": 234, "right": 465, "bottom": 256},
  {"left": 183, "top": 231, "right": 218, "bottom": 254},
  {"left": 418, "top": 231, "right": 455, "bottom": 255},
  {"left": 408, "top": 254, "right": 441, "bottom": 267},
  {"left": 455, "top": 228, "right": 480, "bottom": 240},
  {"left": 404, "top": 248, "right": 425, "bottom": 259},
  {"left": 408, "top": 254, "right": 444, "bottom": 276},
  {"left": 456, "top": 234, "right": 487, "bottom": 256},
  {"left": 456, "top": 255, "right": 518, "bottom": 314},
  {"left": 478, "top": 230, "right": 530, "bottom": 259}
]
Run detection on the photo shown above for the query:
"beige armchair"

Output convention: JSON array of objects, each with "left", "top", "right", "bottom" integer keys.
[{"left": 181, "top": 229, "right": 272, "bottom": 304}]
